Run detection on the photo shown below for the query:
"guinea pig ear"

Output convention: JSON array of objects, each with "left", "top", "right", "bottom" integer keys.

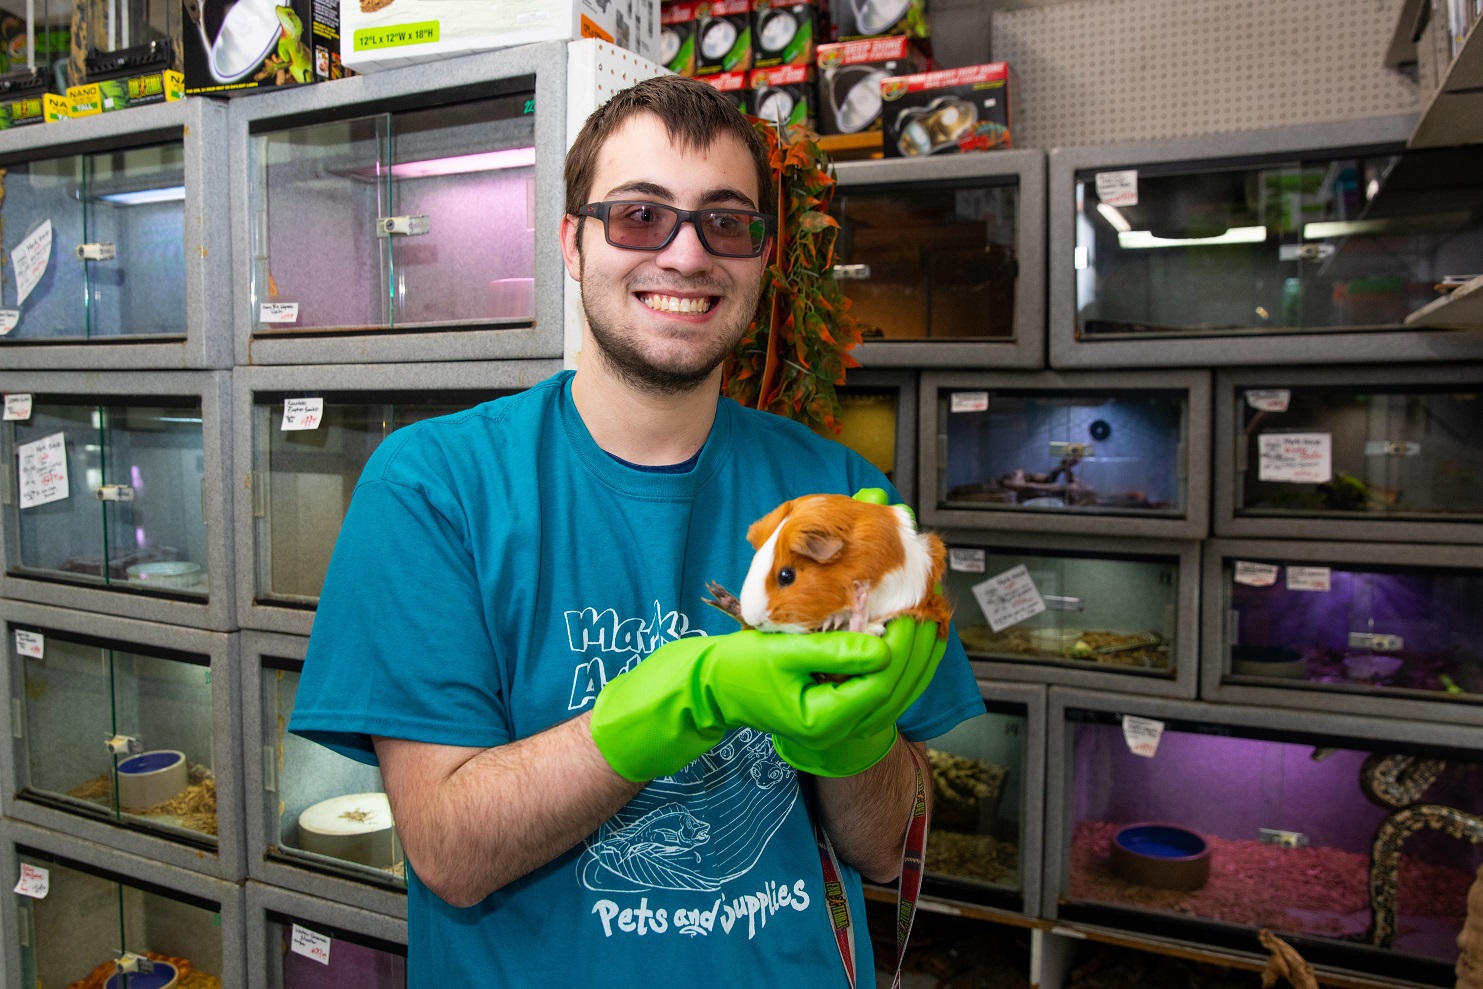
[
  {"left": 790, "top": 524, "right": 846, "bottom": 563},
  {"left": 746, "top": 500, "right": 796, "bottom": 549}
]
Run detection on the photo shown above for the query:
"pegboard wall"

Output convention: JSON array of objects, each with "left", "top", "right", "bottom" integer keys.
[{"left": 992, "top": 0, "right": 1422, "bottom": 148}]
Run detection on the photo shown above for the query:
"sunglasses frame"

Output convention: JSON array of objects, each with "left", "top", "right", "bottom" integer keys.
[{"left": 577, "top": 200, "right": 776, "bottom": 258}]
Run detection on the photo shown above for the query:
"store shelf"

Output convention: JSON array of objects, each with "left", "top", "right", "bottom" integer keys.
[
  {"left": 1410, "top": 14, "right": 1483, "bottom": 148},
  {"left": 816, "top": 131, "right": 884, "bottom": 160},
  {"left": 1406, "top": 272, "right": 1483, "bottom": 328}
]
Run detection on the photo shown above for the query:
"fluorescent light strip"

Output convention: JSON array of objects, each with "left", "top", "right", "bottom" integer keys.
[
  {"left": 1302, "top": 219, "right": 1390, "bottom": 239},
  {"left": 381, "top": 147, "right": 537, "bottom": 179},
  {"left": 98, "top": 186, "right": 186, "bottom": 205},
  {"left": 1117, "top": 225, "right": 1268, "bottom": 249}
]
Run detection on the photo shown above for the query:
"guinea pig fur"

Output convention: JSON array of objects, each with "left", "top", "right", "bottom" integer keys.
[{"left": 735, "top": 494, "right": 950, "bottom": 638}]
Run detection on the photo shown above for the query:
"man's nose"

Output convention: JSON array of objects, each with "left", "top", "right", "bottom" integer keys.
[{"left": 654, "top": 218, "right": 714, "bottom": 275}]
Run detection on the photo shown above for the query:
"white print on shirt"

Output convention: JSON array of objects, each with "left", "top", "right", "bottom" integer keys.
[
  {"left": 565, "top": 600, "right": 706, "bottom": 711},
  {"left": 590, "top": 878, "right": 813, "bottom": 940}
]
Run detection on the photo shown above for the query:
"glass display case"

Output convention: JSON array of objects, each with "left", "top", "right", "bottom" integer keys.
[
  {"left": 0, "top": 372, "right": 232, "bottom": 630},
  {"left": 4, "top": 827, "right": 244, "bottom": 989},
  {"left": 865, "top": 900, "right": 1031, "bottom": 987},
  {"left": 246, "top": 883, "right": 407, "bottom": 986},
  {"left": 921, "top": 370, "right": 1211, "bottom": 539},
  {"left": 0, "top": 100, "right": 232, "bottom": 369},
  {"left": 1049, "top": 116, "right": 1483, "bottom": 368},
  {"left": 1046, "top": 691, "right": 1483, "bottom": 985},
  {"left": 814, "top": 369, "right": 917, "bottom": 507},
  {"left": 832, "top": 151, "right": 1046, "bottom": 368},
  {"left": 942, "top": 530, "right": 1199, "bottom": 697},
  {"left": 1203, "top": 539, "right": 1483, "bottom": 726},
  {"left": 1215, "top": 366, "right": 1483, "bottom": 544}
]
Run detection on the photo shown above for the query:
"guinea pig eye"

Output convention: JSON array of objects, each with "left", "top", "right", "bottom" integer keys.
[{"left": 776, "top": 567, "right": 796, "bottom": 587}]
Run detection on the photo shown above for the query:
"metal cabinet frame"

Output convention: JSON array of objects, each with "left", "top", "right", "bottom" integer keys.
[
  {"left": 0, "top": 99, "right": 233, "bottom": 370},
  {"left": 0, "top": 370, "right": 235, "bottom": 631},
  {"left": 245, "top": 881, "right": 407, "bottom": 987}
]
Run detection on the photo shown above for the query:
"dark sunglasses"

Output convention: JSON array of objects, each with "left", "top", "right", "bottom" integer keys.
[{"left": 578, "top": 200, "right": 775, "bottom": 259}]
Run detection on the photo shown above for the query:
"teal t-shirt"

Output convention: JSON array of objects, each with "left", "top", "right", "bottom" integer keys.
[{"left": 290, "top": 370, "right": 983, "bottom": 988}]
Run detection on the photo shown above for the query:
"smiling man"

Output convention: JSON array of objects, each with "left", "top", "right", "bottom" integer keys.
[{"left": 289, "top": 75, "right": 981, "bottom": 988}]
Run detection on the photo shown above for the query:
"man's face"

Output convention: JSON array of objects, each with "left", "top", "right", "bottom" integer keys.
[{"left": 561, "top": 113, "right": 768, "bottom": 395}]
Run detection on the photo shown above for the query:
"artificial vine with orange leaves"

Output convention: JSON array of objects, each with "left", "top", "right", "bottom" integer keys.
[{"left": 722, "top": 120, "right": 862, "bottom": 434}]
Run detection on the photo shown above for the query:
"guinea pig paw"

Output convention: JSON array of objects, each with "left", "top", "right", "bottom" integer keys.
[{"left": 864, "top": 621, "right": 887, "bottom": 637}]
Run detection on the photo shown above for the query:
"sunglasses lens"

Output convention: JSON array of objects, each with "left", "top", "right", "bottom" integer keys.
[
  {"left": 604, "top": 202, "right": 681, "bottom": 249},
  {"left": 699, "top": 211, "right": 768, "bottom": 257}
]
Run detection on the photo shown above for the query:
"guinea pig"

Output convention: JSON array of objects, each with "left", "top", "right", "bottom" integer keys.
[{"left": 706, "top": 494, "right": 951, "bottom": 639}]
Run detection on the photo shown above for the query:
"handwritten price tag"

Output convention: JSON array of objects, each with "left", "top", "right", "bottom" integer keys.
[
  {"left": 1233, "top": 561, "right": 1279, "bottom": 587},
  {"left": 13, "top": 863, "right": 48, "bottom": 899},
  {"left": 4, "top": 393, "right": 31, "bottom": 420},
  {"left": 281, "top": 398, "right": 324, "bottom": 432},
  {"left": 290, "top": 924, "right": 331, "bottom": 965},
  {"left": 1286, "top": 566, "right": 1331, "bottom": 592},
  {"left": 972, "top": 564, "right": 1047, "bottom": 633},
  {"left": 1095, "top": 169, "right": 1138, "bottom": 207},
  {"left": 1122, "top": 715, "right": 1164, "bottom": 758},
  {"left": 949, "top": 548, "right": 985, "bottom": 573},
  {"left": 14, "top": 630, "right": 43, "bottom": 659},
  {"left": 1258, "top": 433, "right": 1331, "bottom": 484},
  {"left": 1245, "top": 389, "right": 1290, "bottom": 413},
  {"left": 950, "top": 391, "right": 989, "bottom": 414},
  {"left": 260, "top": 302, "right": 300, "bottom": 323},
  {"left": 0, "top": 310, "right": 18, "bottom": 335},
  {"left": 12, "top": 219, "right": 51, "bottom": 307},
  {"left": 17, "top": 432, "right": 69, "bottom": 509}
]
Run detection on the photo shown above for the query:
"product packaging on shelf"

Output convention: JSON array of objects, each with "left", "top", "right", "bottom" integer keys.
[
  {"left": 661, "top": 0, "right": 700, "bottom": 74},
  {"left": 703, "top": 68, "right": 749, "bottom": 112},
  {"left": 341, "top": 0, "right": 659, "bottom": 74},
  {"left": 830, "top": 0, "right": 928, "bottom": 42},
  {"left": 751, "top": 0, "right": 815, "bottom": 69},
  {"left": 186, "top": 0, "right": 347, "bottom": 94},
  {"left": 0, "top": 67, "right": 68, "bottom": 128},
  {"left": 695, "top": 0, "right": 752, "bottom": 75},
  {"left": 749, "top": 64, "right": 813, "bottom": 131},
  {"left": 68, "top": 41, "right": 183, "bottom": 115},
  {"left": 882, "top": 61, "right": 1014, "bottom": 157},
  {"left": 815, "top": 35, "right": 927, "bottom": 135}
]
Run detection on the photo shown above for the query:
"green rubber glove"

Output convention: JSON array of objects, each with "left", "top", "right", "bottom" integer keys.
[
  {"left": 772, "top": 615, "right": 948, "bottom": 778},
  {"left": 853, "top": 486, "right": 914, "bottom": 523},
  {"left": 590, "top": 629, "right": 892, "bottom": 782}
]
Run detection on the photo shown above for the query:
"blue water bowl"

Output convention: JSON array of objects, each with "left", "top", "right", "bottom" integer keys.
[
  {"left": 115, "top": 750, "right": 189, "bottom": 813},
  {"left": 104, "top": 960, "right": 178, "bottom": 989},
  {"left": 1109, "top": 823, "right": 1211, "bottom": 891},
  {"left": 118, "top": 752, "right": 183, "bottom": 776}
]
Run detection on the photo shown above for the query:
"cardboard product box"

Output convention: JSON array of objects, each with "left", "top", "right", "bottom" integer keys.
[
  {"left": 68, "top": 42, "right": 183, "bottom": 116},
  {"left": 703, "top": 69, "right": 748, "bottom": 113},
  {"left": 814, "top": 35, "right": 926, "bottom": 135},
  {"left": 694, "top": 0, "right": 751, "bottom": 76},
  {"left": 830, "top": 0, "right": 927, "bottom": 42},
  {"left": 880, "top": 61, "right": 1014, "bottom": 158},
  {"left": 661, "top": 1, "right": 700, "bottom": 75},
  {"left": 340, "top": 0, "right": 658, "bottom": 74},
  {"left": 185, "top": 0, "right": 346, "bottom": 95},
  {"left": 751, "top": 0, "right": 814, "bottom": 69},
  {"left": 749, "top": 64, "right": 812, "bottom": 132},
  {"left": 0, "top": 67, "right": 68, "bottom": 129}
]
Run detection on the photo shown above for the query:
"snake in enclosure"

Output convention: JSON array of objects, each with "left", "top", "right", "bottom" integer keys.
[{"left": 1360, "top": 753, "right": 1483, "bottom": 948}]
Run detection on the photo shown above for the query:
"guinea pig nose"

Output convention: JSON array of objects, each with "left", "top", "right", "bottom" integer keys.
[{"left": 776, "top": 567, "right": 796, "bottom": 587}]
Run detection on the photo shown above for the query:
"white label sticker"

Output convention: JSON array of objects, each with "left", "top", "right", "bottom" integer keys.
[
  {"left": 1364, "top": 440, "right": 1420, "bottom": 457},
  {"left": 1122, "top": 715, "right": 1164, "bottom": 758},
  {"left": 13, "top": 863, "right": 48, "bottom": 899},
  {"left": 12, "top": 220, "right": 51, "bottom": 307},
  {"left": 290, "top": 924, "right": 331, "bottom": 965},
  {"left": 0, "top": 310, "right": 18, "bottom": 335},
  {"left": 3, "top": 394, "right": 31, "bottom": 420},
  {"left": 1258, "top": 433, "right": 1332, "bottom": 484},
  {"left": 1245, "top": 389, "right": 1291, "bottom": 413},
  {"left": 13, "top": 630, "right": 43, "bottom": 659},
  {"left": 280, "top": 398, "right": 324, "bottom": 431},
  {"left": 17, "top": 432, "right": 68, "bottom": 509},
  {"left": 971, "top": 564, "right": 1047, "bottom": 633},
  {"left": 1094, "top": 169, "right": 1138, "bottom": 207},
  {"left": 948, "top": 548, "right": 985, "bottom": 573},
  {"left": 260, "top": 302, "right": 300, "bottom": 323},
  {"left": 1233, "top": 561, "right": 1279, "bottom": 587},
  {"left": 1287, "top": 566, "right": 1331, "bottom": 592},
  {"left": 950, "top": 391, "right": 989, "bottom": 414}
]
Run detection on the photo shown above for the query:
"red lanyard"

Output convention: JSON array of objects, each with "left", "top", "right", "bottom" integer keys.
[{"left": 812, "top": 746, "right": 930, "bottom": 989}]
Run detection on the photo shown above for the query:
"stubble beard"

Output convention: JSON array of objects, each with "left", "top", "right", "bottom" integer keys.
[{"left": 579, "top": 248, "right": 762, "bottom": 397}]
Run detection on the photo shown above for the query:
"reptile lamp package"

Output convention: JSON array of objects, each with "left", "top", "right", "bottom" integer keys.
[
  {"left": 185, "top": 0, "right": 347, "bottom": 95},
  {"left": 661, "top": 0, "right": 700, "bottom": 75},
  {"left": 815, "top": 35, "right": 926, "bottom": 136},
  {"left": 831, "top": 0, "right": 928, "bottom": 42},
  {"left": 694, "top": 0, "right": 752, "bottom": 76},
  {"left": 703, "top": 68, "right": 749, "bottom": 113},
  {"left": 750, "top": 0, "right": 814, "bottom": 69},
  {"left": 881, "top": 62, "right": 1015, "bottom": 158},
  {"left": 749, "top": 64, "right": 813, "bottom": 132},
  {"left": 341, "top": 0, "right": 659, "bottom": 74}
]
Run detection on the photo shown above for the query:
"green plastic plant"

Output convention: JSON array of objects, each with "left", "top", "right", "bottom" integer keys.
[{"left": 723, "top": 120, "right": 863, "bottom": 434}]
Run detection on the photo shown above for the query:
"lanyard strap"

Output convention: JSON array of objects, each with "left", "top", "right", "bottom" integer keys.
[{"left": 812, "top": 745, "right": 930, "bottom": 989}]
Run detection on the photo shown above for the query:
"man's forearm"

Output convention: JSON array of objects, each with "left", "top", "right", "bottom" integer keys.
[
  {"left": 812, "top": 736, "right": 929, "bottom": 883},
  {"left": 374, "top": 712, "right": 644, "bottom": 908}
]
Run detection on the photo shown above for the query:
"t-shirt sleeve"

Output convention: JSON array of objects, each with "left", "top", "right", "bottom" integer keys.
[{"left": 288, "top": 433, "right": 510, "bottom": 765}]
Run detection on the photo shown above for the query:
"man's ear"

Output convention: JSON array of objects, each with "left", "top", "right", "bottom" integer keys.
[{"left": 560, "top": 213, "right": 583, "bottom": 282}]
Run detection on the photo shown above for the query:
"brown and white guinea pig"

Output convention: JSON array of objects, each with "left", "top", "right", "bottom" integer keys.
[{"left": 715, "top": 494, "right": 951, "bottom": 639}]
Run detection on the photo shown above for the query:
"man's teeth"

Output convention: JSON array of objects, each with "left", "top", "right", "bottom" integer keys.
[{"left": 641, "top": 293, "right": 713, "bottom": 314}]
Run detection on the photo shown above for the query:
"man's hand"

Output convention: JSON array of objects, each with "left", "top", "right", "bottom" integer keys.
[
  {"left": 772, "top": 616, "right": 947, "bottom": 777},
  {"left": 589, "top": 629, "right": 892, "bottom": 782}
]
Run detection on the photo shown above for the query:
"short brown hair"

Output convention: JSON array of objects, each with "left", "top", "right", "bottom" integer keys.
[{"left": 564, "top": 75, "right": 775, "bottom": 221}]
